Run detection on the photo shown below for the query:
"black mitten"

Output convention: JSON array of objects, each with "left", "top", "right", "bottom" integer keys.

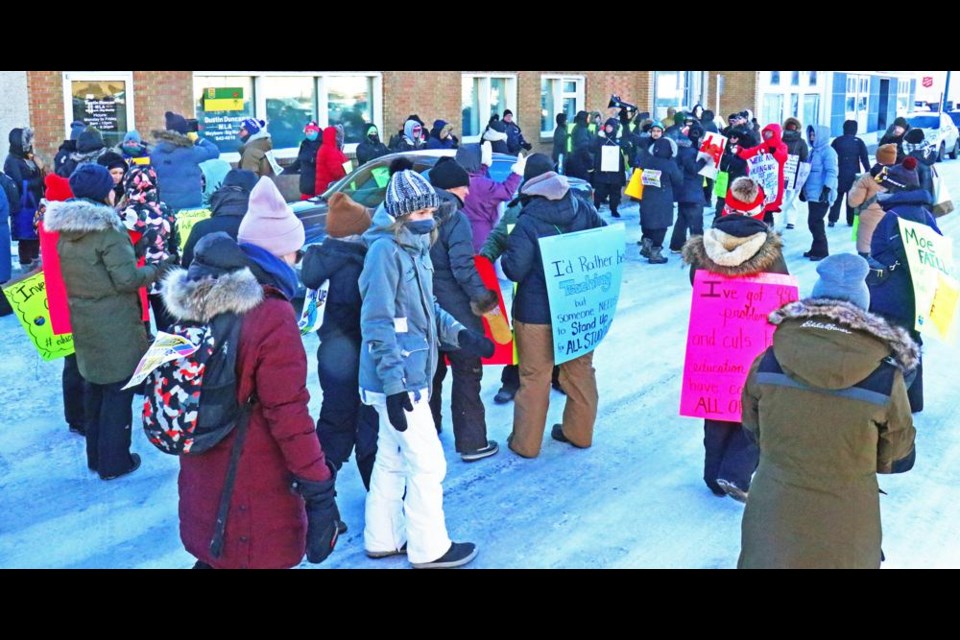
[
  {"left": 386, "top": 391, "right": 413, "bottom": 432},
  {"left": 458, "top": 329, "right": 495, "bottom": 358},
  {"left": 293, "top": 462, "right": 341, "bottom": 564}
]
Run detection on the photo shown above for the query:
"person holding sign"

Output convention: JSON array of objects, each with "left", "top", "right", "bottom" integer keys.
[
  {"left": 359, "top": 170, "right": 493, "bottom": 568},
  {"left": 681, "top": 212, "right": 788, "bottom": 500},
  {"left": 737, "top": 123, "right": 788, "bottom": 225},
  {"left": 637, "top": 138, "right": 682, "bottom": 264},
  {"left": 714, "top": 124, "right": 755, "bottom": 217},
  {"left": 801, "top": 125, "right": 839, "bottom": 261},
  {"left": 314, "top": 126, "right": 349, "bottom": 195},
  {"left": 45, "top": 164, "right": 173, "bottom": 480},
  {"left": 780, "top": 117, "right": 809, "bottom": 230},
  {"left": 592, "top": 118, "right": 627, "bottom": 218},
  {"left": 501, "top": 159, "right": 606, "bottom": 458},
  {"left": 867, "top": 157, "right": 941, "bottom": 413},
  {"left": 739, "top": 254, "right": 917, "bottom": 568}
]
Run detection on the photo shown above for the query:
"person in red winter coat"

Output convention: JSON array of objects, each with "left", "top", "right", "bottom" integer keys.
[
  {"left": 737, "top": 123, "right": 788, "bottom": 224},
  {"left": 315, "top": 126, "right": 349, "bottom": 194},
  {"left": 166, "top": 177, "right": 340, "bottom": 569}
]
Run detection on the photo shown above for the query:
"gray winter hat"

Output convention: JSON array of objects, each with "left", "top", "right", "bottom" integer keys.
[
  {"left": 811, "top": 253, "right": 870, "bottom": 310},
  {"left": 385, "top": 169, "right": 439, "bottom": 218}
]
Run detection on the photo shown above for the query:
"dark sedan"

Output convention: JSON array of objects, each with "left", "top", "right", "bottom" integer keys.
[{"left": 291, "top": 149, "right": 594, "bottom": 244}]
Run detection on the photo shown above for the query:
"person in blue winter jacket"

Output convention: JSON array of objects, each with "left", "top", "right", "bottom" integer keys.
[
  {"left": 151, "top": 111, "right": 220, "bottom": 211},
  {"left": 829, "top": 120, "right": 871, "bottom": 227},
  {"left": 802, "top": 124, "right": 839, "bottom": 261},
  {"left": 358, "top": 169, "right": 494, "bottom": 569},
  {"left": 867, "top": 157, "right": 940, "bottom": 414},
  {"left": 425, "top": 120, "right": 459, "bottom": 150}
]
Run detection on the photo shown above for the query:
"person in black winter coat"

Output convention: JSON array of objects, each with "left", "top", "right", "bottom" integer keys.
[
  {"left": 879, "top": 117, "right": 910, "bottom": 163},
  {"left": 638, "top": 137, "right": 683, "bottom": 264},
  {"left": 300, "top": 191, "right": 379, "bottom": 490},
  {"left": 356, "top": 124, "right": 390, "bottom": 167},
  {"left": 57, "top": 127, "right": 108, "bottom": 179},
  {"left": 52, "top": 121, "right": 87, "bottom": 178},
  {"left": 4, "top": 127, "right": 44, "bottom": 265},
  {"left": 180, "top": 169, "right": 258, "bottom": 269},
  {"left": 701, "top": 110, "right": 719, "bottom": 133},
  {"left": 902, "top": 128, "right": 937, "bottom": 197},
  {"left": 592, "top": 118, "right": 627, "bottom": 218},
  {"left": 829, "top": 120, "right": 871, "bottom": 227},
  {"left": 571, "top": 110, "right": 595, "bottom": 158},
  {"left": 427, "top": 159, "right": 501, "bottom": 461},
  {"left": 669, "top": 124, "right": 710, "bottom": 252},
  {"left": 552, "top": 113, "right": 569, "bottom": 170},
  {"left": 867, "top": 159, "right": 939, "bottom": 414},
  {"left": 280, "top": 122, "right": 322, "bottom": 199}
]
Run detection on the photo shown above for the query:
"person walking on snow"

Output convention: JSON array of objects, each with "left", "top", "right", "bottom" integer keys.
[
  {"left": 801, "top": 124, "right": 839, "bottom": 261},
  {"left": 829, "top": 120, "right": 871, "bottom": 227}
]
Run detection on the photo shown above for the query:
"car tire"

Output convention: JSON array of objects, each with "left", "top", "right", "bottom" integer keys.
[
  {"left": 951, "top": 140, "right": 959, "bottom": 160},
  {"left": 938, "top": 142, "right": 945, "bottom": 163}
]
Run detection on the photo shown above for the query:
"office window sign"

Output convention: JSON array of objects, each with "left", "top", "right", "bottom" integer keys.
[
  {"left": 70, "top": 80, "right": 128, "bottom": 147},
  {"left": 197, "top": 85, "right": 253, "bottom": 153}
]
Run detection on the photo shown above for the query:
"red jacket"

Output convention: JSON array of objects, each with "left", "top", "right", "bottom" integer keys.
[
  {"left": 737, "top": 123, "right": 788, "bottom": 212},
  {"left": 177, "top": 286, "right": 330, "bottom": 569},
  {"left": 314, "top": 127, "right": 348, "bottom": 194}
]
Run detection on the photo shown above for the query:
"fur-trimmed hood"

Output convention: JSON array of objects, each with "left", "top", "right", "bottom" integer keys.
[
  {"left": 152, "top": 129, "right": 195, "bottom": 148},
  {"left": 769, "top": 298, "right": 920, "bottom": 387},
  {"left": 682, "top": 227, "right": 783, "bottom": 275},
  {"left": 42, "top": 198, "right": 125, "bottom": 236},
  {"left": 161, "top": 266, "right": 264, "bottom": 323}
]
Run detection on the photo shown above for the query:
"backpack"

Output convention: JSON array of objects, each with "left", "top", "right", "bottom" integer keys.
[{"left": 142, "top": 311, "right": 255, "bottom": 558}]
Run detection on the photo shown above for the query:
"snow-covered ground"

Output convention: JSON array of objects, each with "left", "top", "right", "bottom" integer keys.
[{"left": 3, "top": 161, "right": 960, "bottom": 569}]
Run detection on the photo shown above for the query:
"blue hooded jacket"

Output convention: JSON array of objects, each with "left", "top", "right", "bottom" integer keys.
[
  {"left": 803, "top": 124, "right": 839, "bottom": 206},
  {"left": 358, "top": 205, "right": 464, "bottom": 398}
]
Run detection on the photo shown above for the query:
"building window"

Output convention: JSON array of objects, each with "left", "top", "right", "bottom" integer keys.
[
  {"left": 803, "top": 95, "right": 820, "bottom": 127},
  {"left": 809, "top": 71, "right": 818, "bottom": 86},
  {"left": 62, "top": 72, "right": 135, "bottom": 149},
  {"left": 770, "top": 71, "right": 781, "bottom": 86},
  {"left": 844, "top": 74, "right": 869, "bottom": 127},
  {"left": 540, "top": 75, "right": 584, "bottom": 136},
  {"left": 193, "top": 72, "right": 382, "bottom": 157},
  {"left": 762, "top": 94, "right": 783, "bottom": 127},
  {"left": 791, "top": 71, "right": 800, "bottom": 86},
  {"left": 654, "top": 71, "right": 700, "bottom": 121},
  {"left": 461, "top": 74, "right": 517, "bottom": 141},
  {"left": 898, "top": 79, "right": 912, "bottom": 114},
  {"left": 790, "top": 93, "right": 799, "bottom": 119}
]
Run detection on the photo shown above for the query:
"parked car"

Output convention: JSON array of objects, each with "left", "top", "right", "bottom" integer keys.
[
  {"left": 905, "top": 112, "right": 960, "bottom": 161},
  {"left": 291, "top": 149, "right": 594, "bottom": 244}
]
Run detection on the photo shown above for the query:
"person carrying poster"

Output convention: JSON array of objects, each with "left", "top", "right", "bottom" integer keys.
[
  {"left": 714, "top": 124, "right": 755, "bottom": 217},
  {"left": 779, "top": 117, "right": 809, "bottom": 231},
  {"left": 501, "top": 159, "right": 606, "bottom": 459},
  {"left": 592, "top": 118, "right": 627, "bottom": 218},
  {"left": 738, "top": 254, "right": 916, "bottom": 568},
  {"left": 737, "top": 123, "right": 788, "bottom": 226},
  {"left": 637, "top": 138, "right": 682, "bottom": 264},
  {"left": 681, "top": 212, "right": 788, "bottom": 501},
  {"left": 866, "top": 157, "right": 941, "bottom": 413}
]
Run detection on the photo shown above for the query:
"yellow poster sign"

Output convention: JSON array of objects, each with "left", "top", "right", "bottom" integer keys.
[
  {"left": 898, "top": 217, "right": 959, "bottom": 343},
  {"left": 1, "top": 270, "right": 75, "bottom": 360},
  {"left": 176, "top": 208, "right": 212, "bottom": 248}
]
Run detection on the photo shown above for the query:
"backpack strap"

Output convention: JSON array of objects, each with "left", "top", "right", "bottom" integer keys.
[{"left": 209, "top": 394, "right": 256, "bottom": 559}]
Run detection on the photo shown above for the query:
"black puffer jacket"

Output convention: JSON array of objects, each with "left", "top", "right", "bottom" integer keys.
[
  {"left": 782, "top": 118, "right": 809, "bottom": 162},
  {"left": 283, "top": 137, "right": 322, "bottom": 196},
  {"left": 831, "top": 120, "right": 871, "bottom": 178},
  {"left": 502, "top": 172, "right": 606, "bottom": 324},
  {"left": 301, "top": 236, "right": 367, "bottom": 344},
  {"left": 429, "top": 191, "right": 492, "bottom": 334},
  {"left": 356, "top": 126, "right": 390, "bottom": 166},
  {"left": 592, "top": 118, "right": 626, "bottom": 186},
  {"left": 638, "top": 141, "right": 683, "bottom": 228},
  {"left": 180, "top": 170, "right": 257, "bottom": 268},
  {"left": 3, "top": 128, "right": 43, "bottom": 203}
]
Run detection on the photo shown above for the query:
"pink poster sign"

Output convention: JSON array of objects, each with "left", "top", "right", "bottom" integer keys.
[{"left": 680, "top": 270, "right": 799, "bottom": 423}]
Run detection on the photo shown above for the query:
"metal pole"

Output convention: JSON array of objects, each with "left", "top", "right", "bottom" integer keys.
[{"left": 944, "top": 70, "right": 952, "bottom": 111}]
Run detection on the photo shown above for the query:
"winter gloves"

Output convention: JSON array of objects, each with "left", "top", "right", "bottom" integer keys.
[
  {"left": 458, "top": 329, "right": 496, "bottom": 358},
  {"left": 386, "top": 391, "right": 414, "bottom": 432},
  {"left": 819, "top": 187, "right": 831, "bottom": 203},
  {"left": 511, "top": 152, "right": 527, "bottom": 176},
  {"left": 469, "top": 289, "right": 500, "bottom": 317},
  {"left": 481, "top": 141, "right": 493, "bottom": 168},
  {"left": 292, "top": 462, "right": 341, "bottom": 564}
]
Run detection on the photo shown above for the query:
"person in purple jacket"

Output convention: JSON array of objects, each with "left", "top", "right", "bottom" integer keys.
[{"left": 453, "top": 142, "right": 524, "bottom": 253}]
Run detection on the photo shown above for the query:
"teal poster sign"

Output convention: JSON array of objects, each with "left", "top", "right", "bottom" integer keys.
[{"left": 538, "top": 224, "right": 626, "bottom": 364}]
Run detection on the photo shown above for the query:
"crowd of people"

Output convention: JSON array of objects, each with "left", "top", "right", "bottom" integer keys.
[{"left": 0, "top": 93, "right": 948, "bottom": 570}]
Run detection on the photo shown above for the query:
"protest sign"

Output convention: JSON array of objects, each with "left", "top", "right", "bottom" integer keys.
[
  {"left": 176, "top": 208, "right": 212, "bottom": 248},
  {"left": 122, "top": 332, "right": 200, "bottom": 390},
  {"left": 898, "top": 217, "right": 959, "bottom": 342},
  {"left": 2, "top": 270, "right": 75, "bottom": 361}
]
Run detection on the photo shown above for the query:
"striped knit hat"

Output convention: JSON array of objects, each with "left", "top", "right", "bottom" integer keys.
[{"left": 385, "top": 169, "right": 439, "bottom": 218}]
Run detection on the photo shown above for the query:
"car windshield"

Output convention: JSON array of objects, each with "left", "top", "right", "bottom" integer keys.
[{"left": 907, "top": 115, "right": 940, "bottom": 129}]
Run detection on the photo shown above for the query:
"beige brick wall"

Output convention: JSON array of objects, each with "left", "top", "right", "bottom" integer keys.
[
  {"left": 383, "top": 71, "right": 461, "bottom": 143},
  {"left": 134, "top": 71, "right": 194, "bottom": 137},
  {"left": 26, "top": 71, "right": 64, "bottom": 162},
  {"left": 705, "top": 71, "right": 758, "bottom": 124}
]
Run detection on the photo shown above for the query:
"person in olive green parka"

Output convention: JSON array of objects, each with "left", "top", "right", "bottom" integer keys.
[{"left": 739, "top": 254, "right": 917, "bottom": 569}]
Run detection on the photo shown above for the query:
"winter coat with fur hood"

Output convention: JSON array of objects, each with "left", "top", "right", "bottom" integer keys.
[
  {"left": 4, "top": 128, "right": 43, "bottom": 204},
  {"left": 164, "top": 232, "right": 331, "bottom": 569},
  {"left": 739, "top": 298, "right": 917, "bottom": 568},
  {"left": 502, "top": 172, "right": 606, "bottom": 324},
  {"left": 682, "top": 214, "right": 788, "bottom": 286},
  {"left": 43, "top": 198, "right": 159, "bottom": 384},
  {"left": 150, "top": 130, "right": 220, "bottom": 210},
  {"left": 781, "top": 118, "right": 809, "bottom": 163},
  {"left": 239, "top": 130, "right": 274, "bottom": 178}
]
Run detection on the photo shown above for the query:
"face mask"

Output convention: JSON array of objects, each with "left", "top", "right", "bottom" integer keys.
[
  {"left": 368, "top": 133, "right": 380, "bottom": 143},
  {"left": 405, "top": 219, "right": 435, "bottom": 235},
  {"left": 305, "top": 131, "right": 319, "bottom": 141}
]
